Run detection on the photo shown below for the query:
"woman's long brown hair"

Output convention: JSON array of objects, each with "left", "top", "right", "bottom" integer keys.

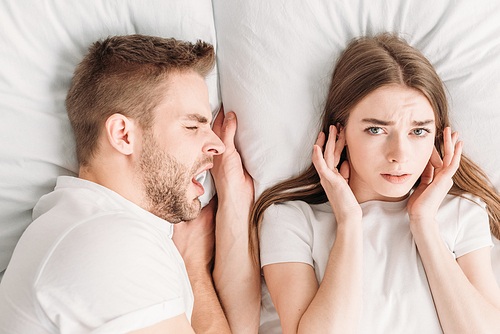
[{"left": 250, "top": 33, "right": 500, "bottom": 263}]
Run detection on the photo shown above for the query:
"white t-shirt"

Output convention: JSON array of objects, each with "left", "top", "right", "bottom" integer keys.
[
  {"left": 0, "top": 176, "right": 193, "bottom": 333},
  {"left": 260, "top": 194, "right": 493, "bottom": 334}
]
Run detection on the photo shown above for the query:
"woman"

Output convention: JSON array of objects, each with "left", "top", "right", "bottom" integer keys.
[{"left": 252, "top": 33, "right": 500, "bottom": 333}]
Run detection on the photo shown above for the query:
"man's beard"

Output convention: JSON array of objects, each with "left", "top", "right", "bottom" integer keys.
[{"left": 138, "top": 130, "right": 209, "bottom": 223}]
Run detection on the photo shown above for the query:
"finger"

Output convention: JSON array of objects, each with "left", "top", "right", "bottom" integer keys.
[
  {"left": 442, "top": 127, "right": 454, "bottom": 167},
  {"left": 447, "top": 141, "right": 463, "bottom": 175},
  {"left": 420, "top": 160, "right": 434, "bottom": 185},
  {"left": 311, "top": 144, "right": 329, "bottom": 176},
  {"left": 315, "top": 131, "right": 326, "bottom": 149},
  {"left": 324, "top": 125, "right": 337, "bottom": 169},
  {"left": 443, "top": 130, "right": 459, "bottom": 168},
  {"left": 444, "top": 131, "right": 459, "bottom": 167},
  {"left": 212, "top": 105, "right": 224, "bottom": 138},
  {"left": 220, "top": 111, "right": 237, "bottom": 153},
  {"left": 430, "top": 146, "right": 443, "bottom": 169},
  {"left": 339, "top": 160, "right": 350, "bottom": 181},
  {"left": 451, "top": 131, "right": 459, "bottom": 146},
  {"left": 334, "top": 126, "right": 346, "bottom": 167}
]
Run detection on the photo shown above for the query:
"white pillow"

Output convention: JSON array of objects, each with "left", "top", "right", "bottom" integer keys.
[
  {"left": 0, "top": 0, "right": 219, "bottom": 278},
  {"left": 213, "top": 0, "right": 500, "bottom": 284}
]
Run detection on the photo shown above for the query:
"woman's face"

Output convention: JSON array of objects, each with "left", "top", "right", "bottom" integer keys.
[{"left": 344, "top": 85, "right": 436, "bottom": 203}]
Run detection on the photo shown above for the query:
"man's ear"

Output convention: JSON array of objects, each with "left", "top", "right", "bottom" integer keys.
[{"left": 104, "top": 114, "right": 137, "bottom": 156}]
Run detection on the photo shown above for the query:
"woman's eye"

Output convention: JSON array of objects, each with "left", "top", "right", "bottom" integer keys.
[
  {"left": 367, "top": 127, "right": 383, "bottom": 134},
  {"left": 186, "top": 126, "right": 198, "bottom": 130},
  {"left": 411, "top": 128, "right": 428, "bottom": 136}
]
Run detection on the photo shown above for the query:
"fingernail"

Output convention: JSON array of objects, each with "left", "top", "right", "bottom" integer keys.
[{"left": 226, "top": 112, "right": 234, "bottom": 120}]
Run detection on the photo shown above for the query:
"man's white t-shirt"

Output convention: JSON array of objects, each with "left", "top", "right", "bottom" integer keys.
[
  {"left": 260, "top": 194, "right": 493, "bottom": 334},
  {"left": 0, "top": 176, "right": 193, "bottom": 333}
]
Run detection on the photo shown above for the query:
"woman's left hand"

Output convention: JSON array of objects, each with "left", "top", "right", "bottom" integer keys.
[{"left": 407, "top": 127, "right": 463, "bottom": 230}]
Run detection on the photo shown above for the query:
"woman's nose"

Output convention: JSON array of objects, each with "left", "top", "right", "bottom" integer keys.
[{"left": 386, "top": 135, "right": 409, "bottom": 164}]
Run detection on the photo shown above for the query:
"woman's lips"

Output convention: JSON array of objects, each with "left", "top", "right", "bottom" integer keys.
[{"left": 381, "top": 173, "right": 412, "bottom": 184}]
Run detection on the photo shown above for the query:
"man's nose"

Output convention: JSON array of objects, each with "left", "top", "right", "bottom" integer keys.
[{"left": 203, "top": 130, "right": 225, "bottom": 155}]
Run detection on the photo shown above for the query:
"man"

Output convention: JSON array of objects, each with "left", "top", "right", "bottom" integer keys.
[{"left": 0, "top": 35, "right": 260, "bottom": 333}]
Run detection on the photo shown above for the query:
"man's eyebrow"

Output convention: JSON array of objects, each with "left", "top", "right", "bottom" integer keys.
[
  {"left": 183, "top": 114, "right": 210, "bottom": 124},
  {"left": 361, "top": 118, "right": 435, "bottom": 126}
]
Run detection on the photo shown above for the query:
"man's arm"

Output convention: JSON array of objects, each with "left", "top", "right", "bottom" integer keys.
[
  {"left": 211, "top": 109, "right": 261, "bottom": 334},
  {"left": 172, "top": 199, "right": 232, "bottom": 334}
]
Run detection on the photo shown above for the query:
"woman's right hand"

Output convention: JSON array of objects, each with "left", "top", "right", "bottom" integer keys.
[
  {"left": 311, "top": 125, "right": 362, "bottom": 223},
  {"left": 265, "top": 126, "right": 364, "bottom": 334}
]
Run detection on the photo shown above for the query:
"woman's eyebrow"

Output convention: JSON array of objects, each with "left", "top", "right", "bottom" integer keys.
[
  {"left": 412, "top": 119, "right": 435, "bottom": 126},
  {"left": 361, "top": 118, "right": 394, "bottom": 126},
  {"left": 361, "top": 118, "right": 434, "bottom": 126}
]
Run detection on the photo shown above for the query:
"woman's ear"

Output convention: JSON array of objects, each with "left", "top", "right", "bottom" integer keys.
[{"left": 104, "top": 114, "right": 136, "bottom": 156}]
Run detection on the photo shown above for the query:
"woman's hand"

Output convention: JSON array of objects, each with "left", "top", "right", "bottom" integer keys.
[
  {"left": 267, "top": 125, "right": 363, "bottom": 334},
  {"left": 312, "top": 125, "right": 362, "bottom": 223},
  {"left": 407, "top": 127, "right": 463, "bottom": 230}
]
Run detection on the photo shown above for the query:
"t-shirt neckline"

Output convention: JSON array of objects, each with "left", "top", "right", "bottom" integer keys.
[{"left": 54, "top": 176, "right": 174, "bottom": 236}]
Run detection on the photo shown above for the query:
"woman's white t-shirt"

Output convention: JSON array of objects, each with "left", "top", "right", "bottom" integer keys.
[{"left": 260, "top": 194, "right": 493, "bottom": 333}]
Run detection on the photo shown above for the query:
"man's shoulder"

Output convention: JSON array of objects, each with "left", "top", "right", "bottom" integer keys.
[
  {"left": 26, "top": 188, "right": 145, "bottom": 257},
  {"left": 56, "top": 211, "right": 173, "bottom": 255},
  {"left": 33, "top": 210, "right": 185, "bottom": 300},
  {"left": 30, "top": 213, "right": 191, "bottom": 334},
  {"left": 20, "top": 176, "right": 183, "bottom": 294},
  {"left": 33, "top": 176, "right": 123, "bottom": 221},
  {"left": 20, "top": 185, "right": 180, "bottom": 289},
  {"left": 30, "top": 176, "right": 172, "bottom": 244}
]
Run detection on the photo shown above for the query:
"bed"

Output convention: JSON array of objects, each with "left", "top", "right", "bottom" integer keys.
[{"left": 1, "top": 0, "right": 499, "bottom": 332}]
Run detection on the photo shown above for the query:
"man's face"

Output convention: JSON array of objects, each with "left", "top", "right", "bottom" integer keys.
[{"left": 138, "top": 71, "right": 224, "bottom": 223}]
